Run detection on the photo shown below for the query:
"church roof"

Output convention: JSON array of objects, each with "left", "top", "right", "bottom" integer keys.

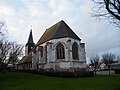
[
  {"left": 26, "top": 29, "right": 34, "bottom": 46},
  {"left": 37, "top": 20, "right": 81, "bottom": 45},
  {"left": 18, "top": 52, "right": 32, "bottom": 64}
]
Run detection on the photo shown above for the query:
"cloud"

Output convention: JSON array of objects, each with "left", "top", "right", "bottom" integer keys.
[
  {"left": 0, "top": 0, "right": 120, "bottom": 59},
  {"left": 0, "top": 5, "right": 15, "bottom": 16}
]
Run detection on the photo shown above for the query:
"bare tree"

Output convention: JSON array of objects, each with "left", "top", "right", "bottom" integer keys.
[
  {"left": 0, "top": 21, "right": 5, "bottom": 36},
  {"left": 7, "top": 42, "right": 23, "bottom": 67},
  {"left": 90, "top": 55, "right": 100, "bottom": 75},
  {"left": 0, "top": 40, "right": 11, "bottom": 62},
  {"left": 0, "top": 20, "right": 7, "bottom": 39},
  {"left": 0, "top": 20, "right": 8, "bottom": 62},
  {"left": 102, "top": 53, "right": 116, "bottom": 75},
  {"left": 0, "top": 20, "right": 23, "bottom": 70},
  {"left": 0, "top": 20, "right": 8, "bottom": 71},
  {"left": 116, "top": 55, "right": 120, "bottom": 62},
  {"left": 91, "top": 0, "right": 120, "bottom": 27}
]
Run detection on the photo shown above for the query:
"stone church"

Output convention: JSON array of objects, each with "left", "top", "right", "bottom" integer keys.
[{"left": 18, "top": 20, "right": 86, "bottom": 71}]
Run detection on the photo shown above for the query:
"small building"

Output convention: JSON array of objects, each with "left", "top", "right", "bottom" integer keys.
[
  {"left": 99, "top": 63, "right": 108, "bottom": 70},
  {"left": 111, "top": 63, "right": 120, "bottom": 69},
  {"left": 18, "top": 20, "right": 86, "bottom": 71}
]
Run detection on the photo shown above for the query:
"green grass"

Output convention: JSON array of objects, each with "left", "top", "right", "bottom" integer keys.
[{"left": 0, "top": 72, "right": 120, "bottom": 90}]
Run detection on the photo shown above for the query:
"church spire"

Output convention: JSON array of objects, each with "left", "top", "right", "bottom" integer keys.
[
  {"left": 25, "top": 28, "right": 35, "bottom": 56},
  {"left": 27, "top": 29, "right": 34, "bottom": 44}
]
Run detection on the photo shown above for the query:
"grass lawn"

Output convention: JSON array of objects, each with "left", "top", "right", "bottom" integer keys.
[{"left": 0, "top": 72, "right": 120, "bottom": 90}]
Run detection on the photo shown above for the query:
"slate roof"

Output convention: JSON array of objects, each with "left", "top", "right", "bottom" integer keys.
[
  {"left": 37, "top": 20, "right": 81, "bottom": 45},
  {"left": 26, "top": 29, "right": 34, "bottom": 46},
  {"left": 18, "top": 52, "right": 32, "bottom": 64},
  {"left": 18, "top": 56, "right": 26, "bottom": 64}
]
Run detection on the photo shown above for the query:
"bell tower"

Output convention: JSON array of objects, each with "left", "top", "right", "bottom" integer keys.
[{"left": 25, "top": 29, "right": 35, "bottom": 56}]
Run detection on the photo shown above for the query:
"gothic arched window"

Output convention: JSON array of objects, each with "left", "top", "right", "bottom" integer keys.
[
  {"left": 72, "top": 42, "right": 79, "bottom": 60},
  {"left": 56, "top": 43, "right": 65, "bottom": 59}
]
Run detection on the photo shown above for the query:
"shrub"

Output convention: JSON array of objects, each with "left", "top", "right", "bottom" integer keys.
[
  {"left": 114, "top": 69, "right": 120, "bottom": 74},
  {"left": 16, "top": 68, "right": 94, "bottom": 77},
  {"left": 42, "top": 69, "right": 94, "bottom": 77}
]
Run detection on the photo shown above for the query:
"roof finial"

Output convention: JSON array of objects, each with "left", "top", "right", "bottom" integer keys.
[{"left": 30, "top": 25, "right": 32, "bottom": 31}]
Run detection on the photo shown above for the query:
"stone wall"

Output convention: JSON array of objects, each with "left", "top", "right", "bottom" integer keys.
[{"left": 32, "top": 37, "right": 86, "bottom": 70}]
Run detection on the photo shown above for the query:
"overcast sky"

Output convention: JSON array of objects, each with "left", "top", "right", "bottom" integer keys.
[{"left": 0, "top": 0, "right": 120, "bottom": 61}]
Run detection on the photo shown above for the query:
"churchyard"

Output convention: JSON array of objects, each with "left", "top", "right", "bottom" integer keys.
[{"left": 0, "top": 72, "right": 120, "bottom": 90}]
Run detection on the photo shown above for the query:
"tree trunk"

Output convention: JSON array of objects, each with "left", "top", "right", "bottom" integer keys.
[
  {"left": 109, "top": 68, "right": 110, "bottom": 75},
  {"left": 94, "top": 67, "right": 96, "bottom": 75},
  {"left": 108, "top": 65, "right": 111, "bottom": 75}
]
